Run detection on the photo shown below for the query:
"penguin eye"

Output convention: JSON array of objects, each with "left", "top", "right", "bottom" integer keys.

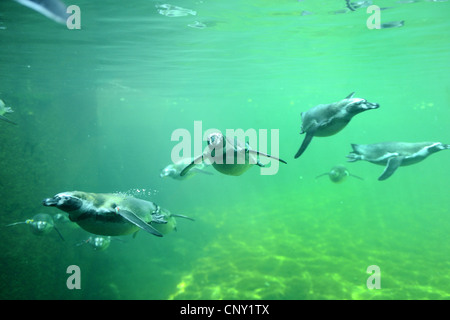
[
  {"left": 56, "top": 194, "right": 71, "bottom": 202},
  {"left": 209, "top": 134, "right": 223, "bottom": 147}
]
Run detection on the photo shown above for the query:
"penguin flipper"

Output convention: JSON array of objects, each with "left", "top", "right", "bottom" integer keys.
[
  {"left": 378, "top": 156, "right": 404, "bottom": 181},
  {"left": 180, "top": 154, "right": 204, "bottom": 177},
  {"left": 14, "top": 0, "right": 70, "bottom": 24},
  {"left": 349, "top": 173, "right": 364, "bottom": 180},
  {"left": 0, "top": 115, "right": 17, "bottom": 125},
  {"left": 248, "top": 150, "right": 287, "bottom": 165},
  {"left": 171, "top": 214, "right": 195, "bottom": 221},
  {"left": 295, "top": 131, "right": 314, "bottom": 159},
  {"left": 53, "top": 226, "right": 65, "bottom": 241},
  {"left": 315, "top": 172, "right": 329, "bottom": 179},
  {"left": 191, "top": 168, "right": 214, "bottom": 176},
  {"left": 117, "top": 209, "right": 163, "bottom": 237},
  {"left": 345, "top": 92, "right": 356, "bottom": 99},
  {"left": 5, "top": 221, "right": 27, "bottom": 227}
]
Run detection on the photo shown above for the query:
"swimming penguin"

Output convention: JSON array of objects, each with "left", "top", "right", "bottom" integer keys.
[
  {"left": 152, "top": 207, "right": 194, "bottom": 235},
  {"left": 42, "top": 191, "right": 193, "bottom": 237},
  {"left": 160, "top": 158, "right": 213, "bottom": 180},
  {"left": 77, "top": 236, "right": 112, "bottom": 251},
  {"left": 380, "top": 21, "right": 404, "bottom": 29},
  {"left": 294, "top": 92, "right": 379, "bottom": 159},
  {"left": 347, "top": 142, "right": 450, "bottom": 181},
  {"left": 345, "top": 0, "right": 367, "bottom": 11},
  {"left": 343, "top": 1, "right": 392, "bottom": 12},
  {"left": 6, "top": 213, "right": 64, "bottom": 240},
  {"left": 180, "top": 132, "right": 287, "bottom": 177},
  {"left": 0, "top": 99, "right": 17, "bottom": 125},
  {"left": 316, "top": 165, "right": 363, "bottom": 183},
  {"left": 12, "top": 0, "right": 70, "bottom": 24}
]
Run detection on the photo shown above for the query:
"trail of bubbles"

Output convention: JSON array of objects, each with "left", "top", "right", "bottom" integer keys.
[{"left": 114, "top": 188, "right": 159, "bottom": 199}]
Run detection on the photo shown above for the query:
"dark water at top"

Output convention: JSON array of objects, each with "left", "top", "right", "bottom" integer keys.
[{"left": 0, "top": 0, "right": 449, "bottom": 300}]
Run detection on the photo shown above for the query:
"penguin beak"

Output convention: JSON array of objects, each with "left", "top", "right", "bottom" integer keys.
[
  {"left": 366, "top": 101, "right": 379, "bottom": 109},
  {"left": 42, "top": 197, "right": 58, "bottom": 207}
]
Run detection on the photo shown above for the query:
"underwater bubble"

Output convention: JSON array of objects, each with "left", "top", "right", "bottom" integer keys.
[
  {"left": 115, "top": 188, "right": 159, "bottom": 199},
  {"left": 156, "top": 4, "right": 197, "bottom": 17},
  {"left": 188, "top": 21, "right": 206, "bottom": 29}
]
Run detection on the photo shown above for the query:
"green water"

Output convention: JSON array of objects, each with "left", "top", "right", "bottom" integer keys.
[{"left": 0, "top": 0, "right": 449, "bottom": 300}]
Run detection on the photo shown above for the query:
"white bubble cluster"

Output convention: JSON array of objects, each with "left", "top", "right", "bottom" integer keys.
[
  {"left": 156, "top": 4, "right": 197, "bottom": 17},
  {"left": 115, "top": 188, "right": 159, "bottom": 199}
]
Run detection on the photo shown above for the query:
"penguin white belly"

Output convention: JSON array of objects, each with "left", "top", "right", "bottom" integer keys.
[
  {"left": 315, "top": 119, "right": 350, "bottom": 137},
  {"left": 75, "top": 212, "right": 141, "bottom": 236}
]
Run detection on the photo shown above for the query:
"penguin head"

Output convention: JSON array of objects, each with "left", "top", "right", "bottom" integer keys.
[
  {"left": 160, "top": 166, "right": 174, "bottom": 178},
  {"left": 89, "top": 236, "right": 111, "bottom": 251},
  {"left": 428, "top": 142, "right": 450, "bottom": 154},
  {"left": 43, "top": 192, "right": 83, "bottom": 212},
  {"left": 206, "top": 132, "right": 224, "bottom": 148},
  {"left": 329, "top": 166, "right": 348, "bottom": 183},
  {"left": 30, "top": 220, "right": 51, "bottom": 235},
  {"left": 346, "top": 97, "right": 379, "bottom": 115},
  {"left": 206, "top": 133, "right": 226, "bottom": 159}
]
